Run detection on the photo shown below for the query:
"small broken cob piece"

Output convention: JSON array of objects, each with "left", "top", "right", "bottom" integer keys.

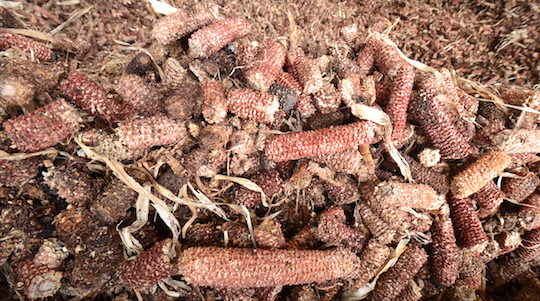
[
  {"left": 244, "top": 39, "right": 286, "bottom": 92},
  {"left": 189, "top": 18, "right": 251, "bottom": 58},
  {"left": 226, "top": 89, "right": 279, "bottom": 123},
  {"left": 0, "top": 31, "right": 52, "bottom": 60}
]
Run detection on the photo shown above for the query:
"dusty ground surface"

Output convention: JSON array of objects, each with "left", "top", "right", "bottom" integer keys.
[{"left": 0, "top": 0, "right": 539, "bottom": 300}]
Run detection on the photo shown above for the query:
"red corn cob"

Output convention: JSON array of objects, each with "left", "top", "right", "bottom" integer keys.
[
  {"left": 346, "top": 240, "right": 390, "bottom": 291},
  {"left": 491, "top": 129, "right": 540, "bottom": 154},
  {"left": 314, "top": 207, "right": 366, "bottom": 251},
  {"left": 275, "top": 71, "right": 303, "bottom": 93},
  {"left": 179, "top": 247, "right": 360, "bottom": 288},
  {"left": 0, "top": 157, "right": 41, "bottom": 187},
  {"left": 201, "top": 79, "right": 228, "bottom": 124},
  {"left": 402, "top": 154, "right": 450, "bottom": 195},
  {"left": 244, "top": 39, "right": 286, "bottom": 91},
  {"left": 254, "top": 219, "right": 286, "bottom": 249},
  {"left": 513, "top": 228, "right": 540, "bottom": 262},
  {"left": 163, "top": 57, "right": 190, "bottom": 90},
  {"left": 226, "top": 89, "right": 279, "bottom": 123},
  {"left": 0, "top": 31, "right": 52, "bottom": 60},
  {"left": 151, "top": 3, "right": 218, "bottom": 45},
  {"left": 386, "top": 65, "right": 414, "bottom": 144},
  {"left": 373, "top": 181, "right": 439, "bottom": 210},
  {"left": 451, "top": 151, "right": 512, "bottom": 199},
  {"left": 313, "top": 82, "right": 341, "bottom": 114},
  {"left": 430, "top": 213, "right": 459, "bottom": 286},
  {"left": 296, "top": 94, "right": 317, "bottom": 118},
  {"left": 324, "top": 174, "right": 361, "bottom": 205},
  {"left": 471, "top": 181, "right": 505, "bottom": 218},
  {"left": 357, "top": 202, "right": 397, "bottom": 245},
  {"left": 371, "top": 244, "right": 428, "bottom": 301},
  {"left": 44, "top": 167, "right": 104, "bottom": 207},
  {"left": 118, "top": 239, "right": 175, "bottom": 290},
  {"left": 508, "top": 152, "right": 538, "bottom": 168},
  {"left": 234, "top": 169, "right": 283, "bottom": 208},
  {"left": 458, "top": 251, "right": 484, "bottom": 290},
  {"left": 448, "top": 195, "right": 489, "bottom": 252},
  {"left": 189, "top": 18, "right": 251, "bottom": 58},
  {"left": 265, "top": 120, "right": 379, "bottom": 162},
  {"left": 116, "top": 74, "right": 164, "bottom": 116},
  {"left": 292, "top": 55, "right": 324, "bottom": 94},
  {"left": 518, "top": 194, "right": 540, "bottom": 230},
  {"left": 116, "top": 116, "right": 186, "bottom": 150},
  {"left": 502, "top": 171, "right": 539, "bottom": 203},
  {"left": 3, "top": 99, "right": 81, "bottom": 152},
  {"left": 59, "top": 71, "right": 133, "bottom": 122}
]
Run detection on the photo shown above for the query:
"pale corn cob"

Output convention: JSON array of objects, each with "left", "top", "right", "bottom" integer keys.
[
  {"left": 324, "top": 174, "right": 361, "bottom": 205},
  {"left": 59, "top": 71, "right": 132, "bottom": 122},
  {"left": 312, "top": 149, "right": 371, "bottom": 179},
  {"left": 418, "top": 148, "right": 441, "bottom": 168},
  {"left": 313, "top": 82, "right": 341, "bottom": 114},
  {"left": 116, "top": 74, "right": 164, "bottom": 116},
  {"left": 470, "top": 181, "right": 504, "bottom": 218},
  {"left": 80, "top": 129, "right": 144, "bottom": 161},
  {"left": 491, "top": 129, "right": 540, "bottom": 154},
  {"left": 508, "top": 152, "right": 538, "bottom": 168},
  {"left": 234, "top": 169, "right": 282, "bottom": 208},
  {"left": 0, "top": 31, "right": 52, "bottom": 60},
  {"left": 151, "top": 3, "right": 218, "bottom": 45},
  {"left": 201, "top": 79, "right": 228, "bottom": 124},
  {"left": 430, "top": 213, "right": 459, "bottom": 286},
  {"left": 0, "top": 73, "right": 36, "bottom": 106},
  {"left": 116, "top": 116, "right": 186, "bottom": 150},
  {"left": 265, "top": 120, "right": 379, "bottom": 162},
  {"left": 502, "top": 170, "right": 539, "bottom": 203},
  {"left": 118, "top": 239, "right": 175, "bottom": 290},
  {"left": 495, "top": 231, "right": 521, "bottom": 255},
  {"left": 226, "top": 89, "right": 279, "bottom": 123},
  {"left": 346, "top": 240, "right": 390, "bottom": 291},
  {"left": 254, "top": 219, "right": 286, "bottom": 249},
  {"left": 370, "top": 244, "right": 428, "bottom": 301},
  {"left": 163, "top": 57, "right": 189, "bottom": 90},
  {"left": 450, "top": 151, "right": 512, "bottom": 198},
  {"left": 179, "top": 247, "right": 360, "bottom": 288},
  {"left": 373, "top": 181, "right": 439, "bottom": 210},
  {"left": 3, "top": 99, "right": 81, "bottom": 152},
  {"left": 189, "top": 18, "right": 251, "bottom": 58},
  {"left": 292, "top": 55, "right": 324, "bottom": 94},
  {"left": 449, "top": 196, "right": 488, "bottom": 251},
  {"left": 296, "top": 94, "right": 317, "bottom": 117},
  {"left": 244, "top": 39, "right": 286, "bottom": 91}
]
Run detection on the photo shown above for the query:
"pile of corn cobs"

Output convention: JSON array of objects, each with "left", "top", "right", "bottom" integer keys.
[{"left": 1, "top": 2, "right": 539, "bottom": 300}]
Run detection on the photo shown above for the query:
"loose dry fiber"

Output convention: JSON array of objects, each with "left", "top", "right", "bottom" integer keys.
[
  {"left": 3, "top": 99, "right": 81, "bottom": 152},
  {"left": 151, "top": 3, "right": 218, "bottom": 45},
  {"left": 59, "top": 71, "right": 132, "bottom": 123},
  {"left": 226, "top": 89, "right": 279, "bottom": 123},
  {"left": 116, "top": 116, "right": 186, "bottom": 150},
  {"left": 179, "top": 247, "right": 360, "bottom": 288},
  {"left": 0, "top": 31, "right": 52, "bottom": 60},
  {"left": 450, "top": 151, "right": 512, "bottom": 199},
  {"left": 265, "top": 120, "right": 380, "bottom": 162},
  {"left": 189, "top": 18, "right": 251, "bottom": 58}
]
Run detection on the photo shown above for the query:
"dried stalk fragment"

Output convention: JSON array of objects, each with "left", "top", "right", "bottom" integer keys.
[
  {"left": 189, "top": 18, "right": 251, "bottom": 58},
  {"left": 450, "top": 151, "right": 512, "bottom": 199},
  {"left": 371, "top": 244, "right": 428, "bottom": 301},
  {"left": 116, "top": 74, "right": 164, "bottom": 116},
  {"left": 118, "top": 239, "right": 175, "bottom": 290},
  {"left": 491, "top": 129, "right": 540, "bottom": 153},
  {"left": 502, "top": 170, "right": 539, "bottom": 203},
  {"left": 3, "top": 99, "right": 81, "bottom": 152},
  {"left": 201, "top": 79, "right": 228, "bottom": 124},
  {"left": 116, "top": 116, "right": 186, "bottom": 150},
  {"left": 346, "top": 240, "right": 390, "bottom": 290},
  {"left": 226, "top": 89, "right": 279, "bottom": 123},
  {"left": 448, "top": 196, "right": 488, "bottom": 251},
  {"left": 265, "top": 120, "right": 379, "bottom": 162},
  {"left": 59, "top": 71, "right": 132, "bottom": 122},
  {"left": 430, "top": 213, "right": 459, "bottom": 286},
  {"left": 151, "top": 3, "right": 218, "bottom": 45},
  {"left": 373, "top": 181, "right": 439, "bottom": 210},
  {"left": 470, "top": 181, "right": 505, "bottom": 218},
  {"left": 0, "top": 31, "right": 52, "bottom": 60},
  {"left": 244, "top": 39, "right": 286, "bottom": 92},
  {"left": 179, "top": 247, "right": 360, "bottom": 288},
  {"left": 234, "top": 169, "right": 282, "bottom": 208}
]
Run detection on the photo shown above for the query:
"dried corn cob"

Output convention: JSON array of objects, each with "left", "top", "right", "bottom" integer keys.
[
  {"left": 502, "top": 171, "right": 539, "bottom": 203},
  {"left": 508, "top": 152, "right": 538, "bottom": 168},
  {"left": 234, "top": 169, "right": 282, "bottom": 208},
  {"left": 226, "top": 89, "right": 279, "bottom": 123},
  {"left": 313, "top": 82, "right": 341, "bottom": 114},
  {"left": 116, "top": 74, "right": 164, "bottom": 116},
  {"left": 116, "top": 116, "right": 186, "bottom": 150},
  {"left": 179, "top": 247, "right": 360, "bottom": 288},
  {"left": 458, "top": 251, "right": 484, "bottom": 290},
  {"left": 346, "top": 240, "right": 390, "bottom": 291},
  {"left": 312, "top": 149, "right": 371, "bottom": 178},
  {"left": 265, "top": 120, "right": 379, "bottom": 162},
  {"left": 3, "top": 99, "right": 81, "bottom": 152},
  {"left": 495, "top": 231, "right": 521, "bottom": 255},
  {"left": 291, "top": 55, "right": 324, "bottom": 94},
  {"left": 0, "top": 157, "right": 40, "bottom": 187},
  {"left": 492, "top": 230, "right": 540, "bottom": 285},
  {"left": 449, "top": 196, "right": 488, "bottom": 251},
  {"left": 0, "top": 31, "right": 52, "bottom": 60},
  {"left": 59, "top": 71, "right": 132, "bottom": 122},
  {"left": 163, "top": 57, "right": 190, "bottom": 90},
  {"left": 244, "top": 39, "right": 286, "bottom": 91},
  {"left": 314, "top": 207, "right": 366, "bottom": 251},
  {"left": 324, "top": 174, "right": 361, "bottom": 205},
  {"left": 418, "top": 148, "right": 441, "bottom": 168},
  {"left": 518, "top": 194, "right": 540, "bottom": 231},
  {"left": 296, "top": 94, "right": 317, "bottom": 118},
  {"left": 373, "top": 181, "right": 439, "bottom": 210},
  {"left": 275, "top": 71, "right": 303, "bottom": 93},
  {"left": 189, "top": 18, "right": 251, "bottom": 58},
  {"left": 201, "top": 79, "right": 228, "bottom": 124},
  {"left": 0, "top": 73, "right": 36, "bottom": 106},
  {"left": 402, "top": 154, "right": 450, "bottom": 194},
  {"left": 371, "top": 244, "right": 428, "bottom": 301},
  {"left": 491, "top": 129, "right": 540, "bottom": 154},
  {"left": 450, "top": 151, "right": 512, "bottom": 198},
  {"left": 151, "top": 3, "right": 218, "bottom": 45},
  {"left": 471, "top": 181, "right": 505, "bottom": 218},
  {"left": 357, "top": 202, "right": 396, "bottom": 244},
  {"left": 44, "top": 167, "right": 104, "bottom": 207},
  {"left": 221, "top": 222, "right": 252, "bottom": 248},
  {"left": 430, "top": 212, "right": 459, "bottom": 286},
  {"left": 80, "top": 129, "right": 144, "bottom": 161},
  {"left": 254, "top": 219, "right": 286, "bottom": 249},
  {"left": 14, "top": 259, "right": 63, "bottom": 299},
  {"left": 164, "top": 93, "right": 195, "bottom": 120},
  {"left": 118, "top": 239, "right": 175, "bottom": 290},
  {"left": 90, "top": 179, "right": 138, "bottom": 224}
]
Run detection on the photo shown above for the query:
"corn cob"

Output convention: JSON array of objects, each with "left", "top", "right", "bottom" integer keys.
[
  {"left": 59, "top": 71, "right": 132, "bottom": 122},
  {"left": 314, "top": 207, "right": 366, "bottom": 251},
  {"left": 430, "top": 213, "right": 459, "bottom": 286},
  {"left": 90, "top": 179, "right": 138, "bottom": 224},
  {"left": 373, "top": 181, "right": 439, "bottom": 210},
  {"left": 402, "top": 154, "right": 450, "bottom": 194},
  {"left": 0, "top": 157, "right": 41, "bottom": 187},
  {"left": 448, "top": 196, "right": 488, "bottom": 251},
  {"left": 3, "top": 99, "right": 81, "bottom": 152},
  {"left": 44, "top": 166, "right": 105, "bottom": 207},
  {"left": 244, "top": 39, "right": 286, "bottom": 91},
  {"left": 470, "top": 181, "right": 505, "bottom": 218},
  {"left": 265, "top": 120, "right": 379, "bottom": 162},
  {"left": 179, "top": 247, "right": 360, "bottom": 288},
  {"left": 201, "top": 79, "right": 228, "bottom": 124},
  {"left": 13, "top": 259, "right": 63, "bottom": 299},
  {"left": 491, "top": 129, "right": 540, "bottom": 154},
  {"left": 116, "top": 116, "right": 186, "bottom": 150},
  {"left": 234, "top": 169, "right": 282, "bottom": 208},
  {"left": 254, "top": 219, "right": 286, "bottom": 249},
  {"left": 116, "top": 74, "right": 164, "bottom": 116},
  {"left": 518, "top": 194, "right": 540, "bottom": 231},
  {"left": 324, "top": 174, "right": 361, "bottom": 205},
  {"left": 189, "top": 18, "right": 251, "bottom": 58},
  {"left": 226, "top": 89, "right": 279, "bottom": 123},
  {"left": 313, "top": 82, "right": 341, "bottom": 114},
  {"left": 357, "top": 202, "right": 397, "bottom": 244},
  {"left": 346, "top": 240, "right": 390, "bottom": 291},
  {"left": 0, "top": 31, "right": 52, "bottom": 60},
  {"left": 502, "top": 170, "right": 539, "bottom": 203}
]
